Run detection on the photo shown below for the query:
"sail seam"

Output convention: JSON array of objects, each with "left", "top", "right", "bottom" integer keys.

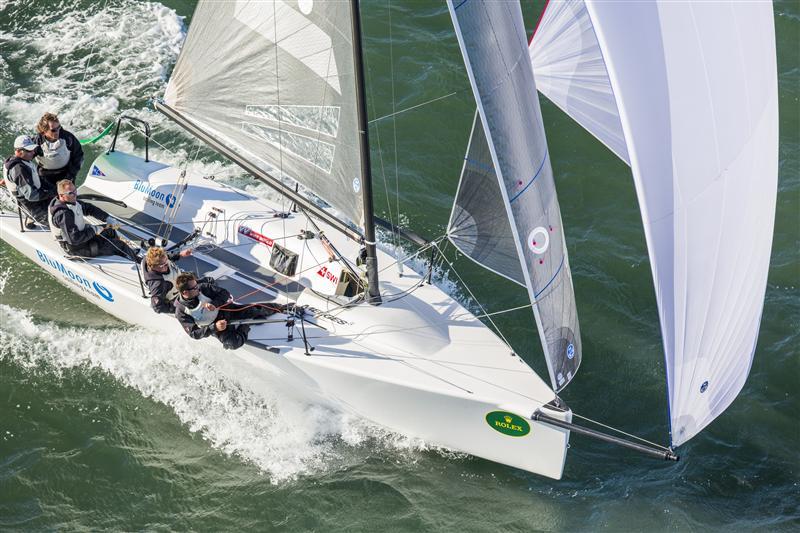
[
  {"left": 509, "top": 149, "right": 548, "bottom": 203},
  {"left": 534, "top": 255, "right": 564, "bottom": 299}
]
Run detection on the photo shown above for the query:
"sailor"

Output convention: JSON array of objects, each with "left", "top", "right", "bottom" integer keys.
[
  {"left": 34, "top": 113, "right": 84, "bottom": 188},
  {"left": 48, "top": 179, "right": 137, "bottom": 260},
  {"left": 2, "top": 135, "right": 55, "bottom": 228},
  {"left": 142, "top": 246, "right": 196, "bottom": 313},
  {"left": 173, "top": 272, "right": 292, "bottom": 350}
]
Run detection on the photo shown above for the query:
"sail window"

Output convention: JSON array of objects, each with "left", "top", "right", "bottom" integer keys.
[
  {"left": 244, "top": 105, "right": 341, "bottom": 138},
  {"left": 241, "top": 122, "right": 335, "bottom": 173}
]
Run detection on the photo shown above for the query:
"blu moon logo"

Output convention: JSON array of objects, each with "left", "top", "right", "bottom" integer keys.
[{"left": 92, "top": 281, "right": 114, "bottom": 302}]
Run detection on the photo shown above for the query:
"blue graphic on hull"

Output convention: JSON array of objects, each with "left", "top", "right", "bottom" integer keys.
[
  {"left": 35, "top": 249, "right": 115, "bottom": 302},
  {"left": 133, "top": 180, "right": 177, "bottom": 208},
  {"left": 92, "top": 281, "right": 114, "bottom": 301}
]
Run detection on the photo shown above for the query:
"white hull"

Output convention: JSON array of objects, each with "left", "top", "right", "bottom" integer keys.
[{"left": 0, "top": 152, "right": 571, "bottom": 479}]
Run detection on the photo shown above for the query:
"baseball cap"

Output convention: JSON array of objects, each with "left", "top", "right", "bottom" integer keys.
[{"left": 14, "top": 135, "right": 38, "bottom": 152}]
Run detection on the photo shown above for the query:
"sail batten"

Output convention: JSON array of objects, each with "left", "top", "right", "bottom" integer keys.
[{"left": 448, "top": 0, "right": 582, "bottom": 392}]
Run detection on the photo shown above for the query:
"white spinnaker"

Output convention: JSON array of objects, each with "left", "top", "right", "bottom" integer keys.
[
  {"left": 530, "top": 0, "right": 778, "bottom": 445},
  {"left": 164, "top": 0, "right": 365, "bottom": 227},
  {"left": 529, "top": 0, "right": 628, "bottom": 164}
]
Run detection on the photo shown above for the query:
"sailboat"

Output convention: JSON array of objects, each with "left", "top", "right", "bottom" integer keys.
[{"left": 0, "top": 0, "right": 777, "bottom": 481}]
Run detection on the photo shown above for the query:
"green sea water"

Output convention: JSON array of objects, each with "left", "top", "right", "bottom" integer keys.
[{"left": 0, "top": 1, "right": 798, "bottom": 530}]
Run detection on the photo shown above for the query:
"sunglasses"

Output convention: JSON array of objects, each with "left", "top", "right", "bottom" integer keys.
[
  {"left": 49, "top": 126, "right": 61, "bottom": 133},
  {"left": 182, "top": 284, "right": 199, "bottom": 293},
  {"left": 62, "top": 190, "right": 77, "bottom": 196}
]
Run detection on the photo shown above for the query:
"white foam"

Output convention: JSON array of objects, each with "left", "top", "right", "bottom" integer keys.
[
  {"left": 0, "top": 1, "right": 184, "bottom": 136},
  {"left": 0, "top": 267, "right": 10, "bottom": 295},
  {"left": 0, "top": 304, "right": 440, "bottom": 482}
]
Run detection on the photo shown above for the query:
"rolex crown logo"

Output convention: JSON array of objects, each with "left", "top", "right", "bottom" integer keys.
[{"left": 504, "top": 415, "right": 512, "bottom": 423}]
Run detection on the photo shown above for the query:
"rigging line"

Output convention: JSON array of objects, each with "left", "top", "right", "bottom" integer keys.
[
  {"left": 466, "top": 303, "right": 532, "bottom": 320},
  {"left": 125, "top": 119, "right": 332, "bottom": 212},
  {"left": 227, "top": 256, "right": 330, "bottom": 303},
  {"left": 298, "top": 268, "right": 431, "bottom": 319},
  {"left": 436, "top": 235, "right": 452, "bottom": 278},
  {"left": 367, "top": 90, "right": 461, "bottom": 124},
  {"left": 295, "top": 214, "right": 313, "bottom": 307},
  {"left": 124, "top": 124, "right": 248, "bottom": 195},
  {"left": 159, "top": 169, "right": 188, "bottom": 241},
  {"left": 126, "top": 123, "right": 175, "bottom": 155},
  {"left": 433, "top": 241, "right": 513, "bottom": 349},
  {"left": 388, "top": 0, "right": 402, "bottom": 260},
  {"left": 376, "top": 233, "right": 447, "bottom": 274},
  {"left": 59, "top": 236, "right": 139, "bottom": 288},
  {"left": 269, "top": 0, "right": 289, "bottom": 218},
  {"left": 178, "top": 236, "right": 305, "bottom": 254},
  {"left": 114, "top": 212, "right": 291, "bottom": 229},
  {"left": 364, "top": 43, "right": 400, "bottom": 255},
  {"left": 381, "top": 276, "right": 428, "bottom": 302},
  {"left": 571, "top": 412, "right": 672, "bottom": 452}
]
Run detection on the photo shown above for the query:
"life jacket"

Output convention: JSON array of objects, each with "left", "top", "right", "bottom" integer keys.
[
  {"left": 36, "top": 138, "right": 70, "bottom": 170},
  {"left": 3, "top": 158, "right": 41, "bottom": 197},
  {"left": 181, "top": 293, "right": 219, "bottom": 327},
  {"left": 162, "top": 262, "right": 181, "bottom": 302},
  {"left": 48, "top": 200, "right": 88, "bottom": 242}
]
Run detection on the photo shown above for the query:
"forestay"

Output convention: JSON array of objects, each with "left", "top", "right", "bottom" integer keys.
[
  {"left": 530, "top": 0, "right": 779, "bottom": 445},
  {"left": 164, "top": 0, "right": 365, "bottom": 227},
  {"left": 448, "top": 0, "right": 582, "bottom": 392}
]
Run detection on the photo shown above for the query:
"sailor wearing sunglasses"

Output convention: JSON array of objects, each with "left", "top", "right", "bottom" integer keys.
[{"left": 34, "top": 112, "right": 84, "bottom": 187}]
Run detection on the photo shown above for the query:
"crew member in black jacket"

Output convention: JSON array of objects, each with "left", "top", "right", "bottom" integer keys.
[
  {"left": 48, "top": 179, "right": 136, "bottom": 259},
  {"left": 142, "top": 246, "right": 195, "bottom": 313},
  {"left": 34, "top": 112, "right": 84, "bottom": 187},
  {"left": 173, "top": 272, "right": 292, "bottom": 350},
  {"left": 2, "top": 135, "right": 55, "bottom": 227}
]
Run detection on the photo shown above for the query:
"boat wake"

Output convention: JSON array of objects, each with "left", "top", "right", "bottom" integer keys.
[
  {"left": 0, "top": 266, "right": 10, "bottom": 295},
  {"left": 0, "top": 304, "right": 442, "bottom": 483},
  {"left": 1, "top": 0, "right": 477, "bottom": 482}
]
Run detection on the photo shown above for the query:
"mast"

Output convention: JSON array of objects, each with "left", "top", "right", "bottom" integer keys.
[{"left": 350, "top": 0, "right": 381, "bottom": 305}]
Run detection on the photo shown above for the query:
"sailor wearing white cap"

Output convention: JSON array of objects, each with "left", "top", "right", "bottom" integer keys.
[{"left": 2, "top": 135, "right": 55, "bottom": 228}]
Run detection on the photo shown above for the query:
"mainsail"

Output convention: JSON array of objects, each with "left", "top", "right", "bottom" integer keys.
[
  {"left": 530, "top": 0, "right": 779, "bottom": 445},
  {"left": 164, "top": 0, "right": 365, "bottom": 227},
  {"left": 448, "top": 0, "right": 582, "bottom": 392}
]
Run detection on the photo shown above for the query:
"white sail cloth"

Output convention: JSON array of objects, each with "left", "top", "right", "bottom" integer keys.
[
  {"left": 530, "top": 0, "right": 778, "bottom": 445},
  {"left": 164, "top": 0, "right": 365, "bottom": 227},
  {"left": 448, "top": 0, "right": 582, "bottom": 392}
]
